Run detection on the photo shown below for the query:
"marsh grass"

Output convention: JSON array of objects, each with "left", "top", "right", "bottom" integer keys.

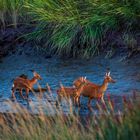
[
  {"left": 0, "top": 88, "right": 140, "bottom": 140},
  {"left": 25, "top": 0, "right": 140, "bottom": 58},
  {"left": 0, "top": 0, "right": 139, "bottom": 58},
  {"left": 0, "top": 0, "right": 31, "bottom": 28}
]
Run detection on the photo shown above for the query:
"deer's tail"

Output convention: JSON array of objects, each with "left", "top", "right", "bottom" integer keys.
[{"left": 11, "top": 84, "right": 15, "bottom": 91}]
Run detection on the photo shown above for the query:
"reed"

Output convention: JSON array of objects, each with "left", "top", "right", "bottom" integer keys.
[{"left": 0, "top": 88, "right": 140, "bottom": 140}]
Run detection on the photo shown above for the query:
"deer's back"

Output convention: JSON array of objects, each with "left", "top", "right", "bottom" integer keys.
[
  {"left": 57, "top": 87, "right": 77, "bottom": 97},
  {"left": 13, "top": 77, "right": 31, "bottom": 89},
  {"left": 81, "top": 84, "right": 103, "bottom": 99}
]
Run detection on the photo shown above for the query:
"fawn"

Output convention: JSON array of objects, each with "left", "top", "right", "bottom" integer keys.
[
  {"left": 11, "top": 70, "right": 42, "bottom": 99},
  {"left": 73, "top": 70, "right": 116, "bottom": 107},
  {"left": 56, "top": 77, "right": 86, "bottom": 106}
]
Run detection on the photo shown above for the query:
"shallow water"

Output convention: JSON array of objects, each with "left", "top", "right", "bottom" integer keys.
[{"left": 0, "top": 54, "right": 140, "bottom": 115}]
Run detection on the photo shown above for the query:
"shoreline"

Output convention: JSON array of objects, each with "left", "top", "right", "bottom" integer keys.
[{"left": 0, "top": 26, "right": 140, "bottom": 61}]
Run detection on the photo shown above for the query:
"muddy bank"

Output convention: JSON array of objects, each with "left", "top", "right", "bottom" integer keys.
[
  {"left": 0, "top": 26, "right": 140, "bottom": 61},
  {"left": 0, "top": 26, "right": 52, "bottom": 61}
]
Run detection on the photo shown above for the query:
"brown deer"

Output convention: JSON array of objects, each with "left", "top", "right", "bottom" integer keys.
[
  {"left": 11, "top": 70, "right": 42, "bottom": 99},
  {"left": 56, "top": 77, "right": 87, "bottom": 106},
  {"left": 73, "top": 70, "right": 116, "bottom": 108},
  {"left": 16, "top": 74, "right": 47, "bottom": 93}
]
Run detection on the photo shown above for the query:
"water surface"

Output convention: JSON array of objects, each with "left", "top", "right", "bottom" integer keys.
[{"left": 0, "top": 54, "right": 140, "bottom": 115}]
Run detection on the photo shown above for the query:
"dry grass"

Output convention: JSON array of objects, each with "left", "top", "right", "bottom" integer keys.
[{"left": 0, "top": 89, "right": 140, "bottom": 140}]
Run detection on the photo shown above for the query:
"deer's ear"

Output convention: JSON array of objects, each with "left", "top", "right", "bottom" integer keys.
[
  {"left": 33, "top": 71, "right": 37, "bottom": 76},
  {"left": 106, "top": 71, "right": 110, "bottom": 76},
  {"left": 106, "top": 68, "right": 110, "bottom": 76},
  {"left": 108, "top": 72, "right": 110, "bottom": 76},
  {"left": 59, "top": 82, "right": 63, "bottom": 87}
]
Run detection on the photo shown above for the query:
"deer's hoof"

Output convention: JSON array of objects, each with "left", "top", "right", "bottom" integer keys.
[
  {"left": 11, "top": 96, "right": 16, "bottom": 101},
  {"left": 27, "top": 99, "right": 32, "bottom": 102},
  {"left": 23, "top": 97, "right": 27, "bottom": 100}
]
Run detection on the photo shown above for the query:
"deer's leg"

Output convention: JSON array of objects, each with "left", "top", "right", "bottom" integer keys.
[
  {"left": 71, "top": 96, "right": 75, "bottom": 105},
  {"left": 78, "top": 96, "right": 81, "bottom": 107},
  {"left": 101, "top": 96, "right": 105, "bottom": 105},
  {"left": 56, "top": 95, "right": 62, "bottom": 106},
  {"left": 58, "top": 95, "right": 62, "bottom": 103},
  {"left": 11, "top": 87, "right": 16, "bottom": 99},
  {"left": 19, "top": 89, "right": 25, "bottom": 99},
  {"left": 88, "top": 98, "right": 94, "bottom": 112},
  {"left": 75, "top": 95, "right": 81, "bottom": 107},
  {"left": 25, "top": 88, "right": 29, "bottom": 99},
  {"left": 74, "top": 96, "right": 77, "bottom": 106},
  {"left": 87, "top": 98, "right": 92, "bottom": 108},
  {"left": 57, "top": 95, "right": 63, "bottom": 107}
]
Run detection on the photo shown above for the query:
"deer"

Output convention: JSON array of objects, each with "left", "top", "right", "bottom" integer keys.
[
  {"left": 56, "top": 77, "right": 87, "bottom": 106},
  {"left": 11, "top": 70, "right": 42, "bottom": 100},
  {"left": 73, "top": 69, "right": 116, "bottom": 108}
]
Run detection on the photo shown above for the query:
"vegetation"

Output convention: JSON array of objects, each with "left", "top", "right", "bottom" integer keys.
[
  {"left": 0, "top": 0, "right": 139, "bottom": 57},
  {"left": 0, "top": 1, "right": 139, "bottom": 139},
  {"left": 0, "top": 92, "right": 140, "bottom": 140}
]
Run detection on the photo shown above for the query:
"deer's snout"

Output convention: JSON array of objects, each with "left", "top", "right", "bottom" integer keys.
[
  {"left": 39, "top": 77, "right": 42, "bottom": 80},
  {"left": 111, "top": 79, "right": 116, "bottom": 83}
]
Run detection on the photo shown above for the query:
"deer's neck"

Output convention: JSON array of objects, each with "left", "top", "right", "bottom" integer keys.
[
  {"left": 99, "top": 80, "right": 108, "bottom": 93},
  {"left": 29, "top": 77, "right": 38, "bottom": 86},
  {"left": 76, "top": 82, "right": 85, "bottom": 93}
]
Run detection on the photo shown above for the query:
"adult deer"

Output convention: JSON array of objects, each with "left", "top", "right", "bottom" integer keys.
[
  {"left": 73, "top": 69, "right": 116, "bottom": 108},
  {"left": 11, "top": 70, "right": 42, "bottom": 99},
  {"left": 56, "top": 77, "right": 86, "bottom": 106}
]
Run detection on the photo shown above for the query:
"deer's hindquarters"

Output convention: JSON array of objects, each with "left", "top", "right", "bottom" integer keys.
[
  {"left": 11, "top": 78, "right": 31, "bottom": 99},
  {"left": 57, "top": 87, "right": 76, "bottom": 98}
]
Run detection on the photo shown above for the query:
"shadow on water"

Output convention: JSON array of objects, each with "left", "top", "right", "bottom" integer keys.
[{"left": 0, "top": 54, "right": 140, "bottom": 115}]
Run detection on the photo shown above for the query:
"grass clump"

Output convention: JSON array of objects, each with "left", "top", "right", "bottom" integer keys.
[
  {"left": 0, "top": 0, "right": 139, "bottom": 58},
  {"left": 0, "top": 0, "right": 31, "bottom": 28},
  {"left": 25, "top": 0, "right": 140, "bottom": 58}
]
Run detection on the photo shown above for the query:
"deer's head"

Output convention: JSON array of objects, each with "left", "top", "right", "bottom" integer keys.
[
  {"left": 31, "top": 70, "right": 42, "bottom": 80},
  {"left": 104, "top": 70, "right": 116, "bottom": 83},
  {"left": 73, "top": 76, "right": 87, "bottom": 87}
]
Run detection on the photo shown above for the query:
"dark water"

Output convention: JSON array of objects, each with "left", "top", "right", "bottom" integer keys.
[{"left": 0, "top": 54, "right": 140, "bottom": 115}]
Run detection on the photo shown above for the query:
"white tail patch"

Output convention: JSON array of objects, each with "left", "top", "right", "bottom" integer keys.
[{"left": 11, "top": 84, "right": 15, "bottom": 91}]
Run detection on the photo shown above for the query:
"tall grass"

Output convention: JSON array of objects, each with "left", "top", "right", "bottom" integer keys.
[
  {"left": 0, "top": 0, "right": 31, "bottom": 28},
  {"left": 25, "top": 0, "right": 140, "bottom": 58},
  {"left": 0, "top": 0, "right": 139, "bottom": 57},
  {"left": 0, "top": 92, "right": 140, "bottom": 140}
]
